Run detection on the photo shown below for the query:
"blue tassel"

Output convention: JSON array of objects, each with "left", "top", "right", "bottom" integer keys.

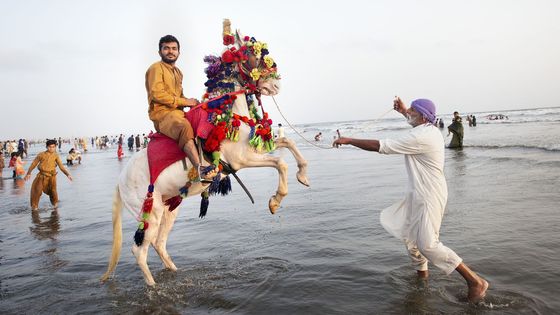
[
  {"left": 148, "top": 184, "right": 154, "bottom": 193},
  {"left": 199, "top": 193, "right": 209, "bottom": 218},
  {"left": 179, "top": 185, "right": 189, "bottom": 198},
  {"left": 208, "top": 172, "right": 221, "bottom": 195},
  {"left": 249, "top": 126, "right": 255, "bottom": 139},
  {"left": 218, "top": 175, "right": 232, "bottom": 196},
  {"left": 134, "top": 229, "right": 145, "bottom": 246}
]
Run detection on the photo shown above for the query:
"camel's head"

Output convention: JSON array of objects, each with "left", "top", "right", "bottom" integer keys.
[{"left": 219, "top": 19, "right": 281, "bottom": 96}]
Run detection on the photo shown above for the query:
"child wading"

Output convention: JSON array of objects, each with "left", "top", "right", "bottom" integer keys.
[{"left": 25, "top": 139, "right": 73, "bottom": 210}]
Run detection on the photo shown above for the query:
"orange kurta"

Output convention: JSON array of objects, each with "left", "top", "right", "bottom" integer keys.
[
  {"left": 145, "top": 61, "right": 194, "bottom": 149},
  {"left": 26, "top": 151, "right": 70, "bottom": 209}
]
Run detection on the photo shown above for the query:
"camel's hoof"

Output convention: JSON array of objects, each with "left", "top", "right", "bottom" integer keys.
[
  {"left": 297, "top": 173, "right": 310, "bottom": 187},
  {"left": 268, "top": 196, "right": 280, "bottom": 214}
]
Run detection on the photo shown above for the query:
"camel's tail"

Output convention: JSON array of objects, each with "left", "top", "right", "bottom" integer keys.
[{"left": 101, "top": 185, "right": 123, "bottom": 282}]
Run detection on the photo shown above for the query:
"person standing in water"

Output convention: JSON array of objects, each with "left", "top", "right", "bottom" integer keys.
[
  {"left": 448, "top": 111, "right": 464, "bottom": 148},
  {"left": 25, "top": 139, "right": 73, "bottom": 210},
  {"left": 333, "top": 97, "right": 488, "bottom": 303}
]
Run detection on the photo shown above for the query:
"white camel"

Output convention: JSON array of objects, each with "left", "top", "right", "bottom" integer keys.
[{"left": 101, "top": 22, "right": 309, "bottom": 286}]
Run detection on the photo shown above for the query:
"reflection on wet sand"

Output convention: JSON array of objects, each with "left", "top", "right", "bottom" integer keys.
[
  {"left": 12, "top": 178, "right": 26, "bottom": 195},
  {"left": 30, "top": 209, "right": 60, "bottom": 240},
  {"left": 30, "top": 209, "right": 68, "bottom": 272}
]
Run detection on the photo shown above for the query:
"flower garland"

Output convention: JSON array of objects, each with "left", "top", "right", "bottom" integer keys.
[{"left": 198, "top": 29, "right": 279, "bottom": 167}]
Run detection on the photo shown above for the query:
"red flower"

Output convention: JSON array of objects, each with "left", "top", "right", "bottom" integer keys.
[
  {"left": 223, "top": 35, "right": 235, "bottom": 46},
  {"left": 143, "top": 221, "right": 149, "bottom": 230},
  {"left": 244, "top": 36, "right": 250, "bottom": 41},
  {"left": 204, "top": 121, "right": 228, "bottom": 152},
  {"left": 222, "top": 50, "right": 234, "bottom": 63}
]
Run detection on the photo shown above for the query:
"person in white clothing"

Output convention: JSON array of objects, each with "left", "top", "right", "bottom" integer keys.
[
  {"left": 277, "top": 123, "right": 285, "bottom": 138},
  {"left": 332, "top": 97, "right": 488, "bottom": 303}
]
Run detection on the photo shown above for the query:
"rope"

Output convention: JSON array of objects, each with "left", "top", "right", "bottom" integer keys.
[{"left": 271, "top": 96, "right": 395, "bottom": 150}]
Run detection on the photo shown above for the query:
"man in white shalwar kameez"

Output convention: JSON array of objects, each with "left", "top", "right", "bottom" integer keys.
[{"left": 333, "top": 97, "right": 488, "bottom": 303}]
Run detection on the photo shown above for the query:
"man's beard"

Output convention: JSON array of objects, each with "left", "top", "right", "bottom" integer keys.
[
  {"left": 161, "top": 55, "right": 177, "bottom": 64},
  {"left": 407, "top": 114, "right": 420, "bottom": 127}
]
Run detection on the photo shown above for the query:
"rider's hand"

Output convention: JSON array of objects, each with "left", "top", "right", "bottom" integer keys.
[
  {"left": 68, "top": 175, "right": 73, "bottom": 181},
  {"left": 185, "top": 98, "right": 199, "bottom": 107}
]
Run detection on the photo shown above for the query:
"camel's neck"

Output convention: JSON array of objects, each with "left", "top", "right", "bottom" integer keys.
[{"left": 231, "top": 83, "right": 251, "bottom": 118}]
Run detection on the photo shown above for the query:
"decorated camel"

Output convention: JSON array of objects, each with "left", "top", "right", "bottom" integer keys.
[{"left": 101, "top": 19, "right": 309, "bottom": 286}]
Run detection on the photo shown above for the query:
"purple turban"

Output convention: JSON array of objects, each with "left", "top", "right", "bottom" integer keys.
[{"left": 410, "top": 99, "right": 436, "bottom": 124}]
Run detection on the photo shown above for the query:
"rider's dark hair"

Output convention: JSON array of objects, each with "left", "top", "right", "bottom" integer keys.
[
  {"left": 46, "top": 139, "right": 57, "bottom": 147},
  {"left": 159, "top": 35, "right": 180, "bottom": 51}
]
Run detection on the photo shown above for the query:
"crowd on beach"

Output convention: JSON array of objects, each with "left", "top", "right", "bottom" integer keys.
[{"left": 0, "top": 133, "right": 155, "bottom": 180}]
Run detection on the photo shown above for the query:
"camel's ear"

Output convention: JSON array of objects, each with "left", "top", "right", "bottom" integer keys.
[
  {"left": 222, "top": 19, "right": 231, "bottom": 37},
  {"left": 235, "top": 29, "right": 245, "bottom": 47}
]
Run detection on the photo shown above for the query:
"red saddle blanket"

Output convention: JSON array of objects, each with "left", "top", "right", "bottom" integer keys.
[
  {"left": 147, "top": 133, "right": 186, "bottom": 184},
  {"left": 185, "top": 107, "right": 214, "bottom": 139},
  {"left": 148, "top": 108, "right": 214, "bottom": 183}
]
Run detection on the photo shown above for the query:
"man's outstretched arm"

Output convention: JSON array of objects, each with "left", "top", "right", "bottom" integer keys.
[{"left": 333, "top": 137, "right": 380, "bottom": 152}]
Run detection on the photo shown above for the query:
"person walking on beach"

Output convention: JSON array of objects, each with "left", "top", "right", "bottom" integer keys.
[
  {"left": 127, "top": 135, "right": 134, "bottom": 150},
  {"left": 448, "top": 111, "right": 464, "bottom": 148},
  {"left": 25, "top": 139, "right": 73, "bottom": 210},
  {"left": 146, "top": 34, "right": 215, "bottom": 181},
  {"left": 135, "top": 134, "right": 141, "bottom": 151},
  {"left": 0, "top": 150, "right": 5, "bottom": 176},
  {"left": 332, "top": 97, "right": 488, "bottom": 303},
  {"left": 14, "top": 152, "right": 26, "bottom": 179},
  {"left": 277, "top": 123, "right": 285, "bottom": 139}
]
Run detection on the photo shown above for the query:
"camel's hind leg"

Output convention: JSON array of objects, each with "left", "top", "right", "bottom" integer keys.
[
  {"left": 131, "top": 192, "right": 165, "bottom": 286},
  {"left": 151, "top": 202, "right": 179, "bottom": 271}
]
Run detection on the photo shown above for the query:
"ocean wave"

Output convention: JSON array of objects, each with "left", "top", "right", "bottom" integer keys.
[{"left": 463, "top": 144, "right": 560, "bottom": 152}]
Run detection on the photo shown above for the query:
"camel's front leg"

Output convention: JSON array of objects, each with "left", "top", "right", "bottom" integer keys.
[
  {"left": 237, "top": 154, "right": 288, "bottom": 214},
  {"left": 274, "top": 137, "right": 309, "bottom": 187}
]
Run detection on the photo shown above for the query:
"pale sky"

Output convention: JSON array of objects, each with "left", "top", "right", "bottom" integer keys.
[{"left": 1, "top": 0, "right": 559, "bottom": 139}]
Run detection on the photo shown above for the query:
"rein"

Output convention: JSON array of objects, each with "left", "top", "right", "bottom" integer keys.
[
  {"left": 271, "top": 96, "right": 395, "bottom": 150},
  {"left": 191, "top": 89, "right": 247, "bottom": 111}
]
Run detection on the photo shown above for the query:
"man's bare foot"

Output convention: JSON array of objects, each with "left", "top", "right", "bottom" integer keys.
[
  {"left": 468, "top": 278, "right": 489, "bottom": 303},
  {"left": 417, "top": 270, "right": 429, "bottom": 279}
]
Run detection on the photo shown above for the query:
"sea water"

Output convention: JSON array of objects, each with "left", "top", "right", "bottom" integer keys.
[{"left": 1, "top": 107, "right": 558, "bottom": 314}]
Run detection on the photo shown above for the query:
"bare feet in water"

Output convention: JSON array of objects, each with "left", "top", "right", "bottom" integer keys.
[
  {"left": 468, "top": 278, "right": 489, "bottom": 303},
  {"left": 417, "top": 270, "right": 429, "bottom": 279}
]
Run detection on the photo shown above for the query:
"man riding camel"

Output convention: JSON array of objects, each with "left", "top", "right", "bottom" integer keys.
[{"left": 145, "top": 35, "right": 216, "bottom": 182}]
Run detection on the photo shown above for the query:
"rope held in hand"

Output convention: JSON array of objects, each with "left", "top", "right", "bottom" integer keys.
[{"left": 271, "top": 96, "right": 394, "bottom": 150}]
